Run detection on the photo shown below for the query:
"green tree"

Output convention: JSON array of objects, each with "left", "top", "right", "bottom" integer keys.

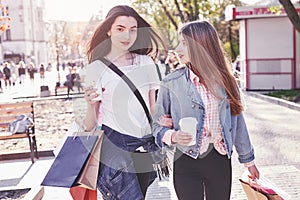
[
  {"left": 131, "top": 0, "right": 175, "bottom": 48},
  {"left": 279, "top": 0, "right": 300, "bottom": 101},
  {"left": 132, "top": 0, "right": 215, "bottom": 30},
  {"left": 132, "top": 0, "right": 241, "bottom": 59}
]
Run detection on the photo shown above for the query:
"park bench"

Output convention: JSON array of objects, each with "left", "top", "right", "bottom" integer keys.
[{"left": 0, "top": 101, "right": 38, "bottom": 163}]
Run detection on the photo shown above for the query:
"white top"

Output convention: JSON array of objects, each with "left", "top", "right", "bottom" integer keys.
[{"left": 95, "top": 54, "right": 160, "bottom": 138}]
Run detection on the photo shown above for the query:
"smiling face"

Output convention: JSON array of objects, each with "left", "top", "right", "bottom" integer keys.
[
  {"left": 176, "top": 33, "right": 190, "bottom": 64},
  {"left": 107, "top": 16, "right": 138, "bottom": 53}
]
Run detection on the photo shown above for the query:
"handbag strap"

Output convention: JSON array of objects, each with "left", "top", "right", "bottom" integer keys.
[
  {"left": 99, "top": 58, "right": 153, "bottom": 126},
  {"left": 155, "top": 63, "right": 162, "bottom": 81}
]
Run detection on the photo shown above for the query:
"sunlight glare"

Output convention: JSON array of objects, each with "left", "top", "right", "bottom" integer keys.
[{"left": 44, "top": 0, "right": 130, "bottom": 21}]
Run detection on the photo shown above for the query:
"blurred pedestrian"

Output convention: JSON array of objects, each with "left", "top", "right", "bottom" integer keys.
[
  {"left": 28, "top": 62, "right": 36, "bottom": 84},
  {"left": 72, "top": 67, "right": 83, "bottom": 93},
  {"left": 10, "top": 62, "right": 18, "bottom": 86},
  {"left": 0, "top": 64, "right": 3, "bottom": 92},
  {"left": 64, "top": 67, "right": 75, "bottom": 94},
  {"left": 82, "top": 5, "right": 168, "bottom": 200},
  {"left": 39, "top": 63, "right": 45, "bottom": 84},
  {"left": 47, "top": 62, "right": 52, "bottom": 72},
  {"left": 3, "top": 62, "right": 11, "bottom": 88},
  {"left": 159, "top": 53, "right": 170, "bottom": 76},
  {"left": 18, "top": 61, "right": 26, "bottom": 85},
  {"left": 152, "top": 20, "right": 260, "bottom": 200},
  {"left": 165, "top": 50, "right": 181, "bottom": 71}
]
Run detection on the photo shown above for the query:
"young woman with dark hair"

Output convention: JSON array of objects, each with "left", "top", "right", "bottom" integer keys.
[{"left": 82, "top": 5, "right": 168, "bottom": 200}]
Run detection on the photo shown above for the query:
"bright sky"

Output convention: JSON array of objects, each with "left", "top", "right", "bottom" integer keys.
[
  {"left": 44, "top": 0, "right": 131, "bottom": 21},
  {"left": 44, "top": 0, "right": 287, "bottom": 22}
]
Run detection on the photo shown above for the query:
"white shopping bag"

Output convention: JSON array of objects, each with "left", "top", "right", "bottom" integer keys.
[{"left": 240, "top": 170, "right": 290, "bottom": 200}]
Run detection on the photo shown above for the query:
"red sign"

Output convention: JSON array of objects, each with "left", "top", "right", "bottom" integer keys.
[{"left": 232, "top": 6, "right": 300, "bottom": 19}]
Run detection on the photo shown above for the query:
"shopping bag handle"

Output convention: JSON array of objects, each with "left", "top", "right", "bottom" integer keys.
[{"left": 72, "top": 121, "right": 97, "bottom": 140}]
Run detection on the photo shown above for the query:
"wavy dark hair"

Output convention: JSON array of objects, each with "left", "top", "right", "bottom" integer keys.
[{"left": 86, "top": 5, "right": 166, "bottom": 63}]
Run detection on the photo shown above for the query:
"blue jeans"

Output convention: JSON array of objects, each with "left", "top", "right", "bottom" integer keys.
[{"left": 97, "top": 125, "right": 157, "bottom": 200}]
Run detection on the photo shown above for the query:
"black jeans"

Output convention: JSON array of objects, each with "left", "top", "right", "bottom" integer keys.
[{"left": 173, "top": 148, "right": 232, "bottom": 200}]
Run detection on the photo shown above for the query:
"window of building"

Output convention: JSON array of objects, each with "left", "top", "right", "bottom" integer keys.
[{"left": 5, "top": 29, "right": 11, "bottom": 40}]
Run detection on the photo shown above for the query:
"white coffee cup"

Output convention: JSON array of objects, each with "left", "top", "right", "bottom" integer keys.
[
  {"left": 91, "top": 81, "right": 102, "bottom": 102},
  {"left": 79, "top": 64, "right": 103, "bottom": 102},
  {"left": 179, "top": 117, "right": 198, "bottom": 146}
]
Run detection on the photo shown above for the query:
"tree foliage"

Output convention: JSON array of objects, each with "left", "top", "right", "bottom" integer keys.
[{"left": 131, "top": 0, "right": 241, "bottom": 59}]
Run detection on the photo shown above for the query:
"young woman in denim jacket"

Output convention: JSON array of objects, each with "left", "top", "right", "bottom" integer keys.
[
  {"left": 152, "top": 21, "right": 260, "bottom": 200},
  {"left": 82, "top": 5, "right": 168, "bottom": 200}
]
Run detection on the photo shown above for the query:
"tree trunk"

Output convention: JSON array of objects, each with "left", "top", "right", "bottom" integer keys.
[
  {"left": 279, "top": 0, "right": 300, "bottom": 33},
  {"left": 157, "top": 0, "right": 178, "bottom": 30},
  {"left": 174, "top": 0, "right": 185, "bottom": 23},
  {"left": 279, "top": 0, "right": 300, "bottom": 98}
]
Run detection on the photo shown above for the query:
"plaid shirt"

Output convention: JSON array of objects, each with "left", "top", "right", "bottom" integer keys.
[
  {"left": 161, "top": 69, "right": 255, "bottom": 167},
  {"left": 191, "top": 73, "right": 227, "bottom": 156}
]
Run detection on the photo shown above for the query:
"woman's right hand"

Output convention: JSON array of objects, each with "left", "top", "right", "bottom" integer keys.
[
  {"left": 84, "top": 87, "right": 99, "bottom": 105},
  {"left": 171, "top": 130, "right": 193, "bottom": 146}
]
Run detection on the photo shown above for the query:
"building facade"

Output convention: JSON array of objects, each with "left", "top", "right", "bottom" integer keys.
[
  {"left": 228, "top": 4, "right": 300, "bottom": 90},
  {"left": 1, "top": 0, "right": 48, "bottom": 66}
]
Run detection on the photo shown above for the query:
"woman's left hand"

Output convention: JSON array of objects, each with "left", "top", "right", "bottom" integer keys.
[
  {"left": 158, "top": 114, "right": 173, "bottom": 128},
  {"left": 248, "top": 164, "right": 260, "bottom": 180}
]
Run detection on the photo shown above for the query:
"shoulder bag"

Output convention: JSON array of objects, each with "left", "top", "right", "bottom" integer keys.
[{"left": 99, "top": 57, "right": 169, "bottom": 179}]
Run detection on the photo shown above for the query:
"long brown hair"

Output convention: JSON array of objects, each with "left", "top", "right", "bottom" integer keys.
[
  {"left": 86, "top": 5, "right": 166, "bottom": 63},
  {"left": 180, "top": 21, "right": 243, "bottom": 115}
]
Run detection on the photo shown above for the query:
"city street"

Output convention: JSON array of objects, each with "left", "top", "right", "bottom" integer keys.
[
  {"left": 243, "top": 94, "right": 300, "bottom": 170},
  {"left": 0, "top": 86, "right": 300, "bottom": 199},
  {"left": 230, "top": 93, "right": 300, "bottom": 199},
  {"left": 147, "top": 93, "right": 300, "bottom": 200},
  {"left": 0, "top": 69, "right": 78, "bottom": 102},
  {"left": 0, "top": 0, "right": 299, "bottom": 199}
]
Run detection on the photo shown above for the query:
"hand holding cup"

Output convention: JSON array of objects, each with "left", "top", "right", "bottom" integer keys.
[
  {"left": 178, "top": 117, "right": 198, "bottom": 146},
  {"left": 80, "top": 63, "right": 103, "bottom": 103}
]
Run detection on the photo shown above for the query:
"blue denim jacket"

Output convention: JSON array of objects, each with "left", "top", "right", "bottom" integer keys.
[
  {"left": 97, "top": 125, "right": 157, "bottom": 200},
  {"left": 152, "top": 67, "right": 255, "bottom": 164}
]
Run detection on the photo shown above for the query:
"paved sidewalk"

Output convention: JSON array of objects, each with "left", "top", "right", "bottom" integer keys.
[
  {"left": 1, "top": 92, "right": 300, "bottom": 199},
  {"left": 0, "top": 154, "right": 298, "bottom": 199},
  {"left": 0, "top": 156, "right": 245, "bottom": 200}
]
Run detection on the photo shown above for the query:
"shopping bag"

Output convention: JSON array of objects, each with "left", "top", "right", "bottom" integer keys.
[
  {"left": 41, "top": 135, "right": 99, "bottom": 188},
  {"left": 69, "top": 130, "right": 103, "bottom": 200},
  {"left": 53, "top": 121, "right": 84, "bottom": 157},
  {"left": 240, "top": 171, "right": 289, "bottom": 200},
  {"left": 240, "top": 179, "right": 281, "bottom": 200},
  {"left": 77, "top": 130, "right": 103, "bottom": 189},
  {"left": 69, "top": 186, "right": 97, "bottom": 200}
]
